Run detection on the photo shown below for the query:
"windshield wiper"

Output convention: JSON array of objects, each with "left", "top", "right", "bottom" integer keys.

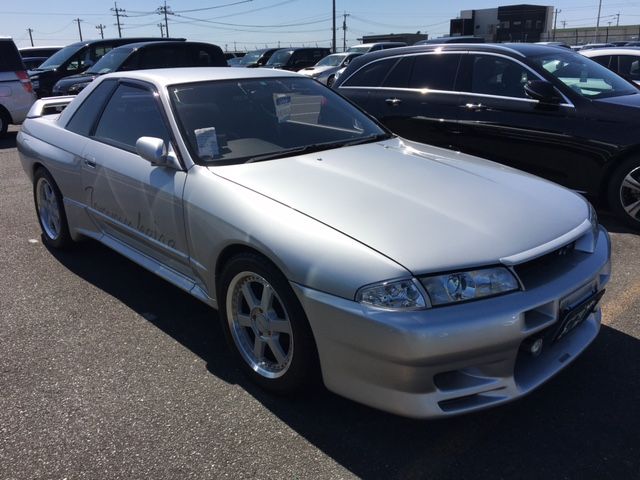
[{"left": 245, "top": 133, "right": 393, "bottom": 164}]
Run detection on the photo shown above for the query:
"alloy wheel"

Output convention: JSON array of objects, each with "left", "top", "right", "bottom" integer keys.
[
  {"left": 36, "top": 177, "right": 62, "bottom": 240},
  {"left": 226, "top": 271, "right": 294, "bottom": 379}
]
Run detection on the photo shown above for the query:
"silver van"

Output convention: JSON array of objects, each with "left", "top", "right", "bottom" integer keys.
[{"left": 0, "top": 37, "right": 36, "bottom": 137}]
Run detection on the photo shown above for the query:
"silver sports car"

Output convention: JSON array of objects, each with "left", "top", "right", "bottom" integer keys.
[{"left": 17, "top": 68, "right": 611, "bottom": 418}]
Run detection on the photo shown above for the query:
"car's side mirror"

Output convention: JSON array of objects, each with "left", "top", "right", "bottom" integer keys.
[
  {"left": 524, "top": 80, "right": 562, "bottom": 103},
  {"left": 136, "top": 136, "right": 181, "bottom": 170}
]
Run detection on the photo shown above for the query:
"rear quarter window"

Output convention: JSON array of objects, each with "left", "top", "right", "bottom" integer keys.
[
  {"left": 66, "top": 80, "right": 117, "bottom": 136},
  {"left": 0, "top": 40, "right": 25, "bottom": 72}
]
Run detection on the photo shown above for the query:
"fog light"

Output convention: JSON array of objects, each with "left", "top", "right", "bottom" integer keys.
[{"left": 522, "top": 337, "right": 544, "bottom": 357}]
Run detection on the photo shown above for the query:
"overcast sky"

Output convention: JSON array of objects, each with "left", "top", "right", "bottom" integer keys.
[{"left": 3, "top": 0, "right": 640, "bottom": 50}]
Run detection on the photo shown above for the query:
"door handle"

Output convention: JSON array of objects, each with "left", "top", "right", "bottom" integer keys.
[
  {"left": 83, "top": 156, "right": 96, "bottom": 168},
  {"left": 385, "top": 98, "right": 402, "bottom": 106},
  {"left": 461, "top": 103, "right": 487, "bottom": 112}
]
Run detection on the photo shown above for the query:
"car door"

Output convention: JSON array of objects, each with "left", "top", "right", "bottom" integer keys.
[
  {"left": 80, "top": 80, "right": 191, "bottom": 277},
  {"left": 371, "top": 52, "right": 465, "bottom": 150},
  {"left": 454, "top": 53, "right": 583, "bottom": 188}
]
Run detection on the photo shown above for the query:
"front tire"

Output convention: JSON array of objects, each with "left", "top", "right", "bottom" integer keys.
[
  {"left": 218, "top": 253, "right": 319, "bottom": 393},
  {"left": 608, "top": 157, "right": 640, "bottom": 229},
  {"left": 33, "top": 168, "right": 73, "bottom": 249}
]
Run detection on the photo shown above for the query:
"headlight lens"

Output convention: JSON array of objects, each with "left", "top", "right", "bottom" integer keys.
[
  {"left": 420, "top": 267, "right": 519, "bottom": 306},
  {"left": 357, "top": 279, "right": 427, "bottom": 310},
  {"left": 68, "top": 83, "right": 87, "bottom": 94}
]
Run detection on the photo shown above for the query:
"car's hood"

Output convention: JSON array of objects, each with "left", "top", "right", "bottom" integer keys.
[
  {"left": 299, "top": 65, "right": 333, "bottom": 76},
  {"left": 593, "top": 92, "right": 640, "bottom": 118},
  {"left": 211, "top": 138, "right": 589, "bottom": 273},
  {"left": 55, "top": 73, "right": 96, "bottom": 85}
]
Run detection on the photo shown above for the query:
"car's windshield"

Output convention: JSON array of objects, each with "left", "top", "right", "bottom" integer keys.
[
  {"left": 530, "top": 51, "right": 638, "bottom": 99},
  {"left": 238, "top": 50, "right": 265, "bottom": 64},
  {"left": 169, "top": 76, "right": 388, "bottom": 165},
  {"left": 86, "top": 48, "right": 130, "bottom": 74},
  {"left": 266, "top": 50, "right": 293, "bottom": 66},
  {"left": 36, "top": 44, "right": 79, "bottom": 70},
  {"left": 347, "top": 45, "right": 370, "bottom": 53},
  {"left": 316, "top": 54, "right": 346, "bottom": 67}
]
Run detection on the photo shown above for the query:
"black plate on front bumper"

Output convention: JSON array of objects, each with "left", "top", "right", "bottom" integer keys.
[{"left": 552, "top": 289, "right": 605, "bottom": 343}]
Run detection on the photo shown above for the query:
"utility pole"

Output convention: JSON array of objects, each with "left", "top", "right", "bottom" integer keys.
[
  {"left": 111, "top": 2, "right": 125, "bottom": 38},
  {"left": 595, "top": 0, "right": 603, "bottom": 42},
  {"left": 157, "top": 1, "right": 172, "bottom": 38},
  {"left": 553, "top": 8, "right": 561, "bottom": 40},
  {"left": 158, "top": 23, "right": 165, "bottom": 37},
  {"left": 561, "top": 20, "right": 567, "bottom": 29},
  {"left": 615, "top": 12, "right": 620, "bottom": 27},
  {"left": 342, "top": 12, "right": 350, "bottom": 52},
  {"left": 27, "top": 28, "right": 34, "bottom": 47},
  {"left": 96, "top": 24, "right": 106, "bottom": 39},
  {"left": 332, "top": 0, "right": 336, "bottom": 53},
  {"left": 75, "top": 18, "right": 83, "bottom": 41}
]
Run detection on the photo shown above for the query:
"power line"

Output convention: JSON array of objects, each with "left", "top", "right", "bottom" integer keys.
[{"left": 173, "top": 0, "right": 254, "bottom": 13}]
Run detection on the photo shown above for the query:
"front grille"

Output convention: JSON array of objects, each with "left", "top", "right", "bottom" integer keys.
[{"left": 513, "top": 242, "right": 578, "bottom": 289}]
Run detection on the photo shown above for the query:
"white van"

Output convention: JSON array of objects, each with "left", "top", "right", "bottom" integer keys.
[{"left": 0, "top": 37, "right": 36, "bottom": 137}]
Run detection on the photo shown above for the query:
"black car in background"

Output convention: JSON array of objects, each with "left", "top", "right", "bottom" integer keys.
[
  {"left": 264, "top": 47, "right": 331, "bottom": 71},
  {"left": 334, "top": 43, "right": 640, "bottom": 228},
  {"left": 19, "top": 46, "right": 61, "bottom": 59},
  {"left": 52, "top": 41, "right": 226, "bottom": 95},
  {"left": 28, "top": 37, "right": 184, "bottom": 97},
  {"left": 236, "top": 48, "right": 280, "bottom": 68}
]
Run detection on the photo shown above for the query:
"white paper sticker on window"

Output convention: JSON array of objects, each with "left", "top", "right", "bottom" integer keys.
[
  {"left": 194, "top": 127, "right": 219, "bottom": 159},
  {"left": 273, "top": 94, "right": 291, "bottom": 123}
]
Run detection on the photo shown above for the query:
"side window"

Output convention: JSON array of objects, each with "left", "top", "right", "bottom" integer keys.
[
  {"left": 591, "top": 55, "right": 612, "bottom": 68},
  {"left": 383, "top": 57, "right": 415, "bottom": 88},
  {"left": 91, "top": 45, "right": 112, "bottom": 63},
  {"left": 617, "top": 55, "right": 640, "bottom": 80},
  {"left": 343, "top": 58, "right": 397, "bottom": 87},
  {"left": 409, "top": 54, "right": 461, "bottom": 90},
  {"left": 120, "top": 52, "right": 140, "bottom": 71},
  {"left": 65, "top": 48, "right": 89, "bottom": 72},
  {"left": 66, "top": 80, "right": 117, "bottom": 136},
  {"left": 468, "top": 55, "right": 531, "bottom": 99},
  {"left": 93, "top": 84, "right": 171, "bottom": 151}
]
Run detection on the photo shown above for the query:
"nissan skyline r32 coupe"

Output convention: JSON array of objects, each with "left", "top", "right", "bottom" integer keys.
[{"left": 17, "top": 68, "right": 611, "bottom": 418}]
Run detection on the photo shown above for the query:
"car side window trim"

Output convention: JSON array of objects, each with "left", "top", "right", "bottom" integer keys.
[
  {"left": 90, "top": 79, "right": 184, "bottom": 168},
  {"left": 339, "top": 50, "right": 575, "bottom": 108}
]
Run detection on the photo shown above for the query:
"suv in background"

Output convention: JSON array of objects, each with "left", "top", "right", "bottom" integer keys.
[
  {"left": 264, "top": 47, "right": 331, "bottom": 71},
  {"left": 334, "top": 43, "right": 640, "bottom": 228},
  {"left": 52, "top": 41, "right": 227, "bottom": 95},
  {"left": 581, "top": 47, "right": 640, "bottom": 85},
  {"left": 0, "top": 37, "right": 36, "bottom": 137},
  {"left": 236, "top": 48, "right": 280, "bottom": 68},
  {"left": 29, "top": 37, "right": 184, "bottom": 97}
]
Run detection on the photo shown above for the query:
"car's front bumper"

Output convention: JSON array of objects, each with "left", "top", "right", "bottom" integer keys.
[{"left": 292, "top": 228, "right": 611, "bottom": 418}]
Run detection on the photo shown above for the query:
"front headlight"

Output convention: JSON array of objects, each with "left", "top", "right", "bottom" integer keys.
[
  {"left": 420, "top": 267, "right": 519, "bottom": 307},
  {"left": 68, "top": 83, "right": 88, "bottom": 94},
  {"left": 357, "top": 278, "right": 427, "bottom": 310}
]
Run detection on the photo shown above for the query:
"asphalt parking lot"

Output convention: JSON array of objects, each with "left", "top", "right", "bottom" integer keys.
[{"left": 1, "top": 126, "right": 639, "bottom": 480}]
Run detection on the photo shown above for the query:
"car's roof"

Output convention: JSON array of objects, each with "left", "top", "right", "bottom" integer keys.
[
  {"left": 342, "top": 42, "right": 566, "bottom": 63},
  {"left": 110, "top": 40, "right": 216, "bottom": 53},
  {"left": 19, "top": 45, "right": 63, "bottom": 50},
  {"left": 100, "top": 66, "right": 299, "bottom": 86},
  {"left": 581, "top": 47, "right": 640, "bottom": 56}
]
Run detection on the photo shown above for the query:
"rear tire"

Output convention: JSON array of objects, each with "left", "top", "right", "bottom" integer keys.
[
  {"left": 0, "top": 109, "right": 9, "bottom": 138},
  {"left": 218, "top": 252, "right": 319, "bottom": 394},
  {"left": 33, "top": 168, "right": 74, "bottom": 249},
  {"left": 607, "top": 157, "right": 640, "bottom": 230}
]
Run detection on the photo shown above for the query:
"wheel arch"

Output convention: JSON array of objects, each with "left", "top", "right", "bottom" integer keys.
[{"left": 599, "top": 147, "right": 640, "bottom": 205}]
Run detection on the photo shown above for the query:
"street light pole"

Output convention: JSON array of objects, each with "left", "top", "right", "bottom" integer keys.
[
  {"left": 332, "top": 0, "right": 336, "bottom": 53},
  {"left": 595, "top": 0, "right": 603, "bottom": 42}
]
